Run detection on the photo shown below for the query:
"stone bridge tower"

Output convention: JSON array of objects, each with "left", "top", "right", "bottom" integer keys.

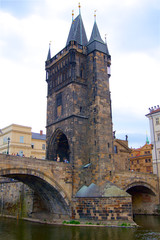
[{"left": 45, "top": 10, "right": 114, "bottom": 191}]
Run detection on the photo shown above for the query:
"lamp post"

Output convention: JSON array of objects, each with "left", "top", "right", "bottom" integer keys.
[{"left": 7, "top": 137, "right": 10, "bottom": 155}]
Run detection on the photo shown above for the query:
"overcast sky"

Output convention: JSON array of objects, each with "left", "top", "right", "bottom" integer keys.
[{"left": 0, "top": 0, "right": 159, "bottom": 148}]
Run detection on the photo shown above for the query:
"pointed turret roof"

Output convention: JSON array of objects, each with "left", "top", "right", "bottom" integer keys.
[
  {"left": 87, "top": 21, "right": 109, "bottom": 55},
  {"left": 47, "top": 43, "right": 51, "bottom": 61},
  {"left": 66, "top": 14, "right": 88, "bottom": 46},
  {"left": 88, "top": 21, "right": 104, "bottom": 44}
]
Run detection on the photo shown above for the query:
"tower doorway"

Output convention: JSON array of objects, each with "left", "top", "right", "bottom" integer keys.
[{"left": 48, "top": 130, "right": 70, "bottom": 162}]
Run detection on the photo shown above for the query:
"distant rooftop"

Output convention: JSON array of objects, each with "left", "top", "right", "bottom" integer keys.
[
  {"left": 32, "top": 131, "right": 46, "bottom": 141},
  {"left": 146, "top": 105, "right": 160, "bottom": 116}
]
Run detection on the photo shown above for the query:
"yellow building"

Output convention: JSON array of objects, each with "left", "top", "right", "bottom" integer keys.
[
  {"left": 129, "top": 143, "right": 153, "bottom": 173},
  {"left": 0, "top": 124, "right": 46, "bottom": 159}
]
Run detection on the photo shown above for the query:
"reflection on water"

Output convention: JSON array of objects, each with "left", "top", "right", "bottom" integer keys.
[{"left": 0, "top": 215, "right": 160, "bottom": 240}]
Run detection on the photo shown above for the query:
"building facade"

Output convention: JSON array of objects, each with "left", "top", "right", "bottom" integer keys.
[
  {"left": 0, "top": 124, "right": 46, "bottom": 159},
  {"left": 45, "top": 11, "right": 114, "bottom": 187},
  {"left": 129, "top": 143, "right": 153, "bottom": 173},
  {"left": 146, "top": 106, "right": 160, "bottom": 175},
  {"left": 113, "top": 137, "right": 131, "bottom": 171}
]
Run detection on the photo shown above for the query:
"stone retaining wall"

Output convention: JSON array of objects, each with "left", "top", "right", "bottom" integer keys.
[{"left": 72, "top": 196, "right": 132, "bottom": 222}]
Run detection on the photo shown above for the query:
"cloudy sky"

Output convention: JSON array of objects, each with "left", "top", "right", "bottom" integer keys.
[{"left": 0, "top": 0, "right": 159, "bottom": 148}]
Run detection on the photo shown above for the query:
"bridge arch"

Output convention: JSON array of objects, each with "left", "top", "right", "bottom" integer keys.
[
  {"left": 47, "top": 128, "right": 70, "bottom": 162},
  {"left": 124, "top": 182, "right": 157, "bottom": 215},
  {"left": 0, "top": 167, "right": 71, "bottom": 218},
  {"left": 124, "top": 181, "right": 157, "bottom": 196}
]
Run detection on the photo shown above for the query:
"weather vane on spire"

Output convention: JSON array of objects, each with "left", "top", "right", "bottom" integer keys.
[
  {"left": 94, "top": 10, "right": 97, "bottom": 22},
  {"left": 78, "top": 2, "right": 81, "bottom": 14},
  {"left": 72, "top": 10, "right": 74, "bottom": 21}
]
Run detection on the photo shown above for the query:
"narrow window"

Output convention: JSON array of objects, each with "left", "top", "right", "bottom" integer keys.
[
  {"left": 20, "top": 136, "right": 24, "bottom": 143},
  {"left": 56, "top": 93, "right": 62, "bottom": 117},
  {"left": 156, "top": 118, "right": 160, "bottom": 125},
  {"left": 157, "top": 133, "right": 160, "bottom": 141},
  {"left": 114, "top": 145, "right": 118, "bottom": 154},
  {"left": 80, "top": 69, "right": 83, "bottom": 78}
]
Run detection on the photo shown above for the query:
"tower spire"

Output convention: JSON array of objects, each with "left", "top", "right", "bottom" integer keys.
[
  {"left": 88, "top": 19, "right": 110, "bottom": 55},
  {"left": 146, "top": 131, "right": 149, "bottom": 144},
  {"left": 47, "top": 41, "right": 51, "bottom": 61},
  {"left": 66, "top": 9, "right": 88, "bottom": 46}
]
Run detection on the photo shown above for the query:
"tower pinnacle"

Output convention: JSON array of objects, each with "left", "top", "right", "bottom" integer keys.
[
  {"left": 146, "top": 132, "right": 149, "bottom": 144},
  {"left": 47, "top": 41, "right": 51, "bottom": 61},
  {"left": 78, "top": 3, "right": 81, "bottom": 14},
  {"left": 72, "top": 10, "right": 74, "bottom": 21},
  {"left": 94, "top": 10, "right": 96, "bottom": 22}
]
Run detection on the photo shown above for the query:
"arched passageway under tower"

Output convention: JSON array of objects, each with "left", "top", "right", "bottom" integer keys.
[
  {"left": 47, "top": 130, "right": 70, "bottom": 162},
  {"left": 126, "top": 184, "right": 157, "bottom": 215}
]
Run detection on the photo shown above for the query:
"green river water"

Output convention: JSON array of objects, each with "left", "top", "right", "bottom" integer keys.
[{"left": 0, "top": 215, "right": 160, "bottom": 240}]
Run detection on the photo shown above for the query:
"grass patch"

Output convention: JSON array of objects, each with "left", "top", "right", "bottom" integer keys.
[
  {"left": 62, "top": 220, "right": 80, "bottom": 225},
  {"left": 119, "top": 222, "right": 131, "bottom": 227}
]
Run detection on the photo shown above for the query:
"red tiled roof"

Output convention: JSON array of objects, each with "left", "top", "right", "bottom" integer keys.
[{"left": 146, "top": 107, "right": 160, "bottom": 116}]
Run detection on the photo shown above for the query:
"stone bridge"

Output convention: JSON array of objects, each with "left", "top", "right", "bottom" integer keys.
[
  {"left": 0, "top": 153, "right": 73, "bottom": 218},
  {"left": 112, "top": 171, "right": 159, "bottom": 214},
  {"left": 0, "top": 154, "right": 159, "bottom": 217}
]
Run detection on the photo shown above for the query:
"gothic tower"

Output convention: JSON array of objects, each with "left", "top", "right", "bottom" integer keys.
[{"left": 45, "top": 9, "right": 114, "bottom": 190}]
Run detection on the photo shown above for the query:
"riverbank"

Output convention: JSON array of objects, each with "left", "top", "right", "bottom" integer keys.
[{"left": 0, "top": 214, "right": 137, "bottom": 228}]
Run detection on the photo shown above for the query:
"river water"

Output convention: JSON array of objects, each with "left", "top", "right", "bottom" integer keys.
[{"left": 0, "top": 215, "right": 160, "bottom": 240}]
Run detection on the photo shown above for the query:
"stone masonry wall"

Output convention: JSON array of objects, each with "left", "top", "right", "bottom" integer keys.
[
  {"left": 0, "top": 178, "right": 34, "bottom": 217},
  {"left": 72, "top": 196, "right": 132, "bottom": 222}
]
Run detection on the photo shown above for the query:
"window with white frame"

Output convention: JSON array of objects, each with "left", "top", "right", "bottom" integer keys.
[
  {"left": 3, "top": 137, "right": 7, "bottom": 144},
  {"left": 20, "top": 136, "right": 24, "bottom": 143},
  {"left": 157, "top": 133, "right": 160, "bottom": 141}
]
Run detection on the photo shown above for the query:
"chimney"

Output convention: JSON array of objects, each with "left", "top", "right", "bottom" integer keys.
[{"left": 40, "top": 130, "right": 43, "bottom": 135}]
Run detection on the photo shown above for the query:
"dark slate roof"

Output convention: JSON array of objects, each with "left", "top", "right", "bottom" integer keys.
[
  {"left": 88, "top": 21, "right": 104, "bottom": 44},
  {"left": 32, "top": 132, "right": 46, "bottom": 140},
  {"left": 87, "top": 21, "right": 109, "bottom": 55},
  {"left": 75, "top": 183, "right": 101, "bottom": 197},
  {"left": 66, "top": 14, "right": 88, "bottom": 46},
  {"left": 75, "top": 182, "right": 130, "bottom": 198}
]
